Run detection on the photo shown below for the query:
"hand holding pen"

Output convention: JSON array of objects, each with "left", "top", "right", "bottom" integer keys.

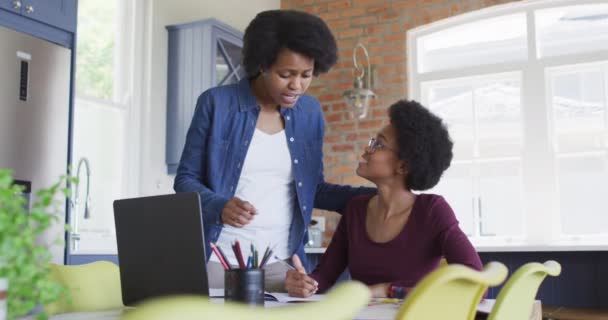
[{"left": 284, "top": 254, "right": 319, "bottom": 298}]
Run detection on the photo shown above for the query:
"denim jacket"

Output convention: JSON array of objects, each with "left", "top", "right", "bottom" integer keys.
[{"left": 174, "top": 78, "right": 374, "bottom": 265}]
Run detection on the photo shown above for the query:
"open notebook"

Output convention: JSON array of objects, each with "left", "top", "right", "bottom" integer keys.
[
  {"left": 264, "top": 292, "right": 324, "bottom": 303},
  {"left": 209, "top": 288, "right": 324, "bottom": 303}
]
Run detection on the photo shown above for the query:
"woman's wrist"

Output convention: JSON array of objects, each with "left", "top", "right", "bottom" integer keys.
[{"left": 388, "top": 284, "right": 408, "bottom": 299}]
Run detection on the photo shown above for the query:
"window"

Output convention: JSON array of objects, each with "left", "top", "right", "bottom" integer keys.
[
  {"left": 548, "top": 62, "right": 608, "bottom": 236},
  {"left": 408, "top": 0, "right": 608, "bottom": 250},
  {"left": 71, "top": 0, "right": 142, "bottom": 254}
]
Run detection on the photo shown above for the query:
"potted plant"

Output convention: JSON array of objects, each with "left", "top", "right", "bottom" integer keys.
[{"left": 0, "top": 169, "right": 72, "bottom": 320}]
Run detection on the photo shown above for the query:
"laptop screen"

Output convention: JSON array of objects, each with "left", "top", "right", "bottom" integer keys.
[{"left": 114, "top": 192, "right": 209, "bottom": 306}]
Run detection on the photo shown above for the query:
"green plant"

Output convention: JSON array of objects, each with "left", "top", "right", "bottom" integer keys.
[{"left": 0, "top": 169, "right": 73, "bottom": 320}]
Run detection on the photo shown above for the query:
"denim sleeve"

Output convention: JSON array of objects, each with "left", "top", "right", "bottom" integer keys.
[
  {"left": 313, "top": 111, "right": 376, "bottom": 214},
  {"left": 174, "top": 93, "right": 228, "bottom": 224}
]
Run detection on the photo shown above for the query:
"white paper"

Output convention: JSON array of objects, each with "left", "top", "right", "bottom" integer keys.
[{"left": 264, "top": 292, "right": 325, "bottom": 303}]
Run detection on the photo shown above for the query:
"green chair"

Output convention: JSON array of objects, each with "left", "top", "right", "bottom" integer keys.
[
  {"left": 395, "top": 262, "right": 508, "bottom": 320},
  {"left": 45, "top": 261, "right": 123, "bottom": 315},
  {"left": 121, "top": 281, "right": 371, "bottom": 320},
  {"left": 488, "top": 260, "right": 561, "bottom": 320}
]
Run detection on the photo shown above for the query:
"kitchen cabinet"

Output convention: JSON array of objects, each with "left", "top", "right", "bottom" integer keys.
[
  {"left": 165, "top": 18, "right": 245, "bottom": 174},
  {"left": 0, "top": 0, "right": 20, "bottom": 13},
  {"left": 0, "top": 0, "right": 76, "bottom": 32}
]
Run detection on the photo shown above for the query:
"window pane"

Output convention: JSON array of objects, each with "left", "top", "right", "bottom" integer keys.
[
  {"left": 426, "top": 84, "right": 475, "bottom": 160},
  {"left": 557, "top": 154, "right": 608, "bottom": 235},
  {"left": 417, "top": 14, "right": 527, "bottom": 73},
  {"left": 215, "top": 42, "right": 231, "bottom": 85},
  {"left": 219, "top": 39, "right": 242, "bottom": 72},
  {"left": 429, "top": 163, "right": 475, "bottom": 236},
  {"left": 536, "top": 4, "right": 608, "bottom": 58},
  {"left": 478, "top": 160, "right": 524, "bottom": 237},
  {"left": 76, "top": 0, "right": 117, "bottom": 100},
  {"left": 474, "top": 79, "right": 523, "bottom": 157},
  {"left": 216, "top": 39, "right": 243, "bottom": 85},
  {"left": 550, "top": 68, "right": 607, "bottom": 153}
]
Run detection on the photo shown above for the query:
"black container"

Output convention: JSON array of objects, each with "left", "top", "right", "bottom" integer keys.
[{"left": 224, "top": 269, "right": 265, "bottom": 306}]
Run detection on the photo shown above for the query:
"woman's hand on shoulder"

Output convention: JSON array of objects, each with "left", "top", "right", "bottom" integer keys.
[
  {"left": 221, "top": 197, "right": 256, "bottom": 227},
  {"left": 285, "top": 255, "right": 318, "bottom": 298}
]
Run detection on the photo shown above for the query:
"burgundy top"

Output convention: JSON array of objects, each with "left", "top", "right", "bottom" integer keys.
[{"left": 310, "top": 193, "right": 483, "bottom": 292}]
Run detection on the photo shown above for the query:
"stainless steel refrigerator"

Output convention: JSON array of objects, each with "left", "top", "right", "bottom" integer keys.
[{"left": 0, "top": 25, "right": 71, "bottom": 264}]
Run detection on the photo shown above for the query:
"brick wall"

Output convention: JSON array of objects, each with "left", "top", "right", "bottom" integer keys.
[{"left": 280, "top": 0, "right": 519, "bottom": 244}]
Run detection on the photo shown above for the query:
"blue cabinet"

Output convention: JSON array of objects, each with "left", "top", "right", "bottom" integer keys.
[
  {"left": 0, "top": 0, "right": 21, "bottom": 13},
  {"left": 0, "top": 0, "right": 76, "bottom": 32},
  {"left": 165, "top": 18, "right": 245, "bottom": 174},
  {"left": 23, "top": 0, "right": 77, "bottom": 32}
]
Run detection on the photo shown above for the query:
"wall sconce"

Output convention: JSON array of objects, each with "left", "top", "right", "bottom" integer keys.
[{"left": 343, "top": 43, "right": 376, "bottom": 119}]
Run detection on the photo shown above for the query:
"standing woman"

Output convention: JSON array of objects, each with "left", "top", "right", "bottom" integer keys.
[{"left": 174, "top": 10, "right": 373, "bottom": 291}]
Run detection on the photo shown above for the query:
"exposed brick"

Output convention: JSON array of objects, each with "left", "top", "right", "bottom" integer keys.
[
  {"left": 328, "top": 19, "right": 351, "bottom": 30},
  {"left": 359, "top": 119, "right": 383, "bottom": 130},
  {"left": 337, "top": 27, "right": 364, "bottom": 39},
  {"left": 325, "top": 136, "right": 342, "bottom": 146},
  {"left": 339, "top": 7, "right": 366, "bottom": 18},
  {"left": 366, "top": 24, "right": 388, "bottom": 35},
  {"left": 350, "top": 15, "right": 377, "bottom": 26},
  {"left": 328, "top": 0, "right": 351, "bottom": 10},
  {"left": 383, "top": 54, "right": 406, "bottom": 64},
  {"left": 295, "top": 0, "right": 315, "bottom": 5},
  {"left": 318, "top": 93, "right": 344, "bottom": 102},
  {"left": 391, "top": 0, "right": 417, "bottom": 10},
  {"left": 334, "top": 165, "right": 356, "bottom": 175},
  {"left": 325, "top": 113, "right": 343, "bottom": 123},
  {"left": 353, "top": 0, "right": 387, "bottom": 6},
  {"left": 319, "top": 11, "right": 341, "bottom": 21},
  {"left": 332, "top": 144, "right": 355, "bottom": 152}
]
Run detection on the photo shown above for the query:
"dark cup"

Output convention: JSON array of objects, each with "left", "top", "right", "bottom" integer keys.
[{"left": 224, "top": 269, "right": 265, "bottom": 306}]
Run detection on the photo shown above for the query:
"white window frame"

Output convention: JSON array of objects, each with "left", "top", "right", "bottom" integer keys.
[
  {"left": 408, "top": 0, "right": 608, "bottom": 251},
  {"left": 72, "top": 0, "right": 146, "bottom": 254}
]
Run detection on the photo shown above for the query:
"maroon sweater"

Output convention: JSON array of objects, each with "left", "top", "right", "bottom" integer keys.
[{"left": 310, "top": 193, "right": 483, "bottom": 292}]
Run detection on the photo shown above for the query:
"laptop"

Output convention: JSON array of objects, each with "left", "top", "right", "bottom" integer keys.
[{"left": 113, "top": 192, "right": 209, "bottom": 306}]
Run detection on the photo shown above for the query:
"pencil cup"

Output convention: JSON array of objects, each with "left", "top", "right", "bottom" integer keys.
[{"left": 224, "top": 269, "right": 265, "bottom": 306}]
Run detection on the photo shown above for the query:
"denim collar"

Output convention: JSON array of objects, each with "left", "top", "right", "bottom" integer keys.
[{"left": 236, "top": 77, "right": 300, "bottom": 112}]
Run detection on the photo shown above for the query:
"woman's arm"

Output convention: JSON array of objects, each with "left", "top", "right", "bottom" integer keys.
[
  {"left": 173, "top": 93, "right": 228, "bottom": 225},
  {"left": 308, "top": 206, "right": 351, "bottom": 292},
  {"left": 432, "top": 197, "right": 483, "bottom": 270}
]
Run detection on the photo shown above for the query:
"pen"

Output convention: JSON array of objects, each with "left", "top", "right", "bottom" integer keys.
[{"left": 273, "top": 255, "right": 295, "bottom": 270}]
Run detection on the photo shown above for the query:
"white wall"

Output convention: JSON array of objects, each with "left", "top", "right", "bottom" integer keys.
[{"left": 139, "top": 0, "right": 280, "bottom": 196}]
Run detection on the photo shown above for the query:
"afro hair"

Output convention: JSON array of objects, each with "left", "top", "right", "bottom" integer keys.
[
  {"left": 389, "top": 100, "right": 453, "bottom": 191},
  {"left": 242, "top": 10, "right": 338, "bottom": 77}
]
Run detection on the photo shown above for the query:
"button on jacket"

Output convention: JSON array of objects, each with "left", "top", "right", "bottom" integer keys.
[{"left": 174, "top": 78, "right": 374, "bottom": 265}]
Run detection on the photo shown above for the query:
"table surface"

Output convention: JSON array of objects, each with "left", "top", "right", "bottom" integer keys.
[
  {"left": 542, "top": 305, "right": 608, "bottom": 320},
  {"left": 19, "top": 299, "right": 542, "bottom": 320}
]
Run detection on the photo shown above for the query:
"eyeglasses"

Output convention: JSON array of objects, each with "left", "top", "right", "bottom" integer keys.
[{"left": 367, "top": 137, "right": 398, "bottom": 154}]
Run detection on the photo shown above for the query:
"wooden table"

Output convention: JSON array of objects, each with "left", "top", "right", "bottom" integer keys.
[
  {"left": 543, "top": 305, "right": 608, "bottom": 320},
  {"left": 475, "top": 300, "right": 542, "bottom": 320}
]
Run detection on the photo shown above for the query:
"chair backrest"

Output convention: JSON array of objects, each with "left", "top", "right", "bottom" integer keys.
[
  {"left": 121, "top": 281, "right": 371, "bottom": 320},
  {"left": 395, "top": 262, "right": 508, "bottom": 320},
  {"left": 45, "top": 261, "right": 123, "bottom": 315},
  {"left": 488, "top": 260, "right": 561, "bottom": 320}
]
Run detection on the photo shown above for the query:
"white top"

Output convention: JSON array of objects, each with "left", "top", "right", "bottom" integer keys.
[{"left": 211, "top": 129, "right": 295, "bottom": 265}]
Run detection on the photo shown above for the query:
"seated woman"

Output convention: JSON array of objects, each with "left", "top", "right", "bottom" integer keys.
[{"left": 285, "top": 99, "right": 482, "bottom": 298}]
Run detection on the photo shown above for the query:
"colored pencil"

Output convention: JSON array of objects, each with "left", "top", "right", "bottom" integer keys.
[{"left": 210, "top": 243, "right": 229, "bottom": 270}]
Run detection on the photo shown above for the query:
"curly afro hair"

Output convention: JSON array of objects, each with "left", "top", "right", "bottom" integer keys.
[
  {"left": 242, "top": 10, "right": 338, "bottom": 77},
  {"left": 389, "top": 100, "right": 453, "bottom": 191}
]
